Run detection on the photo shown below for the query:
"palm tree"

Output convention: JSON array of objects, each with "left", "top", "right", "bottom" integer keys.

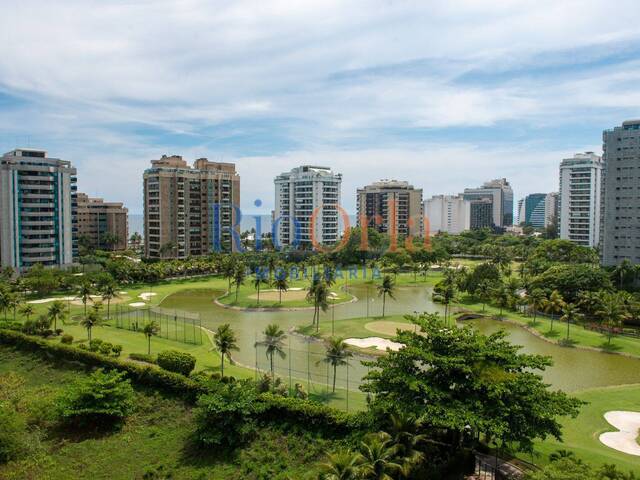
[
  {"left": 318, "top": 449, "right": 363, "bottom": 480},
  {"left": 476, "top": 280, "right": 493, "bottom": 312},
  {"left": 596, "top": 293, "right": 629, "bottom": 344},
  {"left": 78, "top": 281, "right": 93, "bottom": 317},
  {"left": 527, "top": 288, "right": 547, "bottom": 326},
  {"left": 377, "top": 275, "right": 396, "bottom": 318},
  {"left": 307, "top": 278, "right": 329, "bottom": 331},
  {"left": 213, "top": 323, "right": 239, "bottom": 378},
  {"left": 253, "top": 274, "right": 267, "bottom": 306},
  {"left": 0, "top": 287, "right": 10, "bottom": 321},
  {"left": 233, "top": 264, "right": 246, "bottom": 302},
  {"left": 255, "top": 323, "right": 286, "bottom": 380},
  {"left": 358, "top": 432, "right": 401, "bottom": 480},
  {"left": 142, "top": 321, "right": 160, "bottom": 354},
  {"left": 543, "top": 290, "right": 565, "bottom": 333},
  {"left": 19, "top": 303, "right": 34, "bottom": 322},
  {"left": 387, "top": 413, "right": 428, "bottom": 472},
  {"left": 80, "top": 309, "right": 104, "bottom": 342},
  {"left": 272, "top": 273, "right": 289, "bottom": 304},
  {"left": 612, "top": 259, "right": 634, "bottom": 289},
  {"left": 47, "top": 300, "right": 66, "bottom": 331},
  {"left": 318, "top": 337, "right": 353, "bottom": 393},
  {"left": 101, "top": 283, "right": 119, "bottom": 320},
  {"left": 560, "top": 302, "right": 581, "bottom": 341}
]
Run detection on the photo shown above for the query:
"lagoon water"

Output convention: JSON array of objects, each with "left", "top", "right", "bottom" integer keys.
[{"left": 159, "top": 283, "right": 640, "bottom": 393}]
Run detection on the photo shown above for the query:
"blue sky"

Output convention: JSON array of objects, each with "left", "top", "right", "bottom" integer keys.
[{"left": 2, "top": 0, "right": 640, "bottom": 214}]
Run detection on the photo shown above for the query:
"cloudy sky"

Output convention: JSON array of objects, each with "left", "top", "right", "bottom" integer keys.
[{"left": 2, "top": 0, "right": 640, "bottom": 214}]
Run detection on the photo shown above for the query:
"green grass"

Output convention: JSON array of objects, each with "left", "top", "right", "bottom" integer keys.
[
  {"left": 217, "top": 276, "right": 352, "bottom": 309},
  {"left": 0, "top": 346, "right": 334, "bottom": 480},
  {"left": 52, "top": 322, "right": 253, "bottom": 379},
  {"left": 526, "top": 384, "right": 640, "bottom": 475},
  {"left": 296, "top": 314, "right": 413, "bottom": 340},
  {"left": 455, "top": 294, "right": 640, "bottom": 358}
]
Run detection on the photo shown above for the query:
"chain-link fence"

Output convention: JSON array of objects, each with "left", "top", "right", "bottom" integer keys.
[
  {"left": 112, "top": 304, "right": 203, "bottom": 345},
  {"left": 253, "top": 338, "right": 373, "bottom": 412}
]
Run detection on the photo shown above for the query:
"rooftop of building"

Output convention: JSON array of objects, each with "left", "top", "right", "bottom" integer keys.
[
  {"left": 147, "top": 155, "right": 238, "bottom": 175},
  {"left": 359, "top": 179, "right": 420, "bottom": 191}
]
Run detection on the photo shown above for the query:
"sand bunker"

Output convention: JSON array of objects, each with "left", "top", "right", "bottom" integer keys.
[
  {"left": 129, "top": 302, "right": 146, "bottom": 308},
  {"left": 344, "top": 337, "right": 404, "bottom": 352},
  {"left": 139, "top": 292, "right": 158, "bottom": 301},
  {"left": 599, "top": 411, "right": 640, "bottom": 456},
  {"left": 365, "top": 321, "right": 415, "bottom": 337},
  {"left": 27, "top": 296, "right": 76, "bottom": 304}
]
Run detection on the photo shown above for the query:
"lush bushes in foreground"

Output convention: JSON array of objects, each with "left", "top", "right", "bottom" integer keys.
[
  {"left": 56, "top": 369, "right": 135, "bottom": 428},
  {"left": 156, "top": 350, "right": 196, "bottom": 376},
  {"left": 0, "top": 404, "right": 28, "bottom": 464}
]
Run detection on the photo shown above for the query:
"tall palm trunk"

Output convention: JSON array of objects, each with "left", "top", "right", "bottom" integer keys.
[
  {"left": 382, "top": 292, "right": 386, "bottom": 317},
  {"left": 221, "top": 353, "right": 225, "bottom": 377},
  {"left": 147, "top": 336, "right": 151, "bottom": 355},
  {"left": 332, "top": 364, "right": 337, "bottom": 393}
]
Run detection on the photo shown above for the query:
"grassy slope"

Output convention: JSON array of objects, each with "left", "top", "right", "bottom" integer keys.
[
  {"left": 0, "top": 346, "right": 333, "bottom": 480},
  {"left": 297, "top": 314, "right": 413, "bottom": 340},
  {"left": 526, "top": 384, "right": 640, "bottom": 475}
]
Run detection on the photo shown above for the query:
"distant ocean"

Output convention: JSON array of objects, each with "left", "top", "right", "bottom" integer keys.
[{"left": 128, "top": 214, "right": 357, "bottom": 238}]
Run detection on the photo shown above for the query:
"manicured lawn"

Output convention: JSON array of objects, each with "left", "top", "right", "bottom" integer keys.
[
  {"left": 455, "top": 295, "right": 640, "bottom": 358},
  {"left": 0, "top": 346, "right": 333, "bottom": 480},
  {"left": 526, "top": 384, "right": 640, "bottom": 475},
  {"left": 51, "top": 322, "right": 253, "bottom": 379},
  {"left": 296, "top": 314, "right": 413, "bottom": 340},
  {"left": 217, "top": 275, "right": 352, "bottom": 308}
]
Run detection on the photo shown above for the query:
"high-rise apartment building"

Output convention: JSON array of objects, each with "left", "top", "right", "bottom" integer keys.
[
  {"left": 357, "top": 180, "right": 423, "bottom": 238},
  {"left": 143, "top": 155, "right": 240, "bottom": 259},
  {"left": 77, "top": 193, "right": 128, "bottom": 251},
  {"left": 274, "top": 166, "right": 341, "bottom": 248},
  {"left": 424, "top": 194, "right": 470, "bottom": 234},
  {"left": 601, "top": 120, "right": 640, "bottom": 265},
  {"left": 544, "top": 192, "right": 559, "bottom": 228},
  {"left": 0, "top": 148, "right": 77, "bottom": 271},
  {"left": 517, "top": 193, "right": 547, "bottom": 228},
  {"left": 463, "top": 178, "right": 514, "bottom": 229},
  {"left": 558, "top": 152, "right": 603, "bottom": 248}
]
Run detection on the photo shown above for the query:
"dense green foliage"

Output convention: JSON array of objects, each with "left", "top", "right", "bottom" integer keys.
[
  {"left": 56, "top": 369, "right": 135, "bottom": 427},
  {"left": 525, "top": 456, "right": 637, "bottom": 480},
  {"left": 156, "top": 350, "right": 197, "bottom": 376},
  {"left": 0, "top": 404, "right": 28, "bottom": 464},
  {"left": 362, "top": 313, "right": 583, "bottom": 451},
  {"left": 195, "top": 381, "right": 265, "bottom": 448}
]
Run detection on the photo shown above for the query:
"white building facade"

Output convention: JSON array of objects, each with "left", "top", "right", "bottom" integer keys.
[
  {"left": 558, "top": 152, "right": 603, "bottom": 248},
  {"left": 0, "top": 149, "right": 77, "bottom": 271},
  {"left": 424, "top": 194, "right": 470, "bottom": 235},
  {"left": 274, "top": 166, "right": 342, "bottom": 249}
]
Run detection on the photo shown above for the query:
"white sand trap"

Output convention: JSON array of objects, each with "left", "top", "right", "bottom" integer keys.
[
  {"left": 27, "top": 296, "right": 76, "bottom": 304},
  {"left": 129, "top": 302, "right": 146, "bottom": 307},
  {"left": 289, "top": 287, "right": 303, "bottom": 291},
  {"left": 344, "top": 337, "right": 404, "bottom": 352},
  {"left": 139, "top": 292, "right": 158, "bottom": 301},
  {"left": 599, "top": 411, "right": 640, "bottom": 456},
  {"left": 119, "top": 291, "right": 128, "bottom": 295}
]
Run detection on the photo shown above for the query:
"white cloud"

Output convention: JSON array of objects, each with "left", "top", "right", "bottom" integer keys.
[{"left": 1, "top": 0, "right": 640, "bottom": 214}]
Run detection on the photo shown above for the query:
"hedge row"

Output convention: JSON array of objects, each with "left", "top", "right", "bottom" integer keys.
[
  {"left": 0, "top": 329, "right": 366, "bottom": 435},
  {"left": 0, "top": 329, "right": 206, "bottom": 402}
]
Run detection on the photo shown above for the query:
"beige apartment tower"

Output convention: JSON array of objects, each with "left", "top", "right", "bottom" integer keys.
[
  {"left": 77, "top": 193, "right": 128, "bottom": 251},
  {"left": 143, "top": 155, "right": 240, "bottom": 258},
  {"left": 357, "top": 180, "right": 423, "bottom": 238}
]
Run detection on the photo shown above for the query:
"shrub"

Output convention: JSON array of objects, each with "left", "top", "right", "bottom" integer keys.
[
  {"left": 111, "top": 345, "right": 122, "bottom": 357},
  {"left": 54, "top": 329, "right": 64, "bottom": 336},
  {"left": 60, "top": 334, "right": 73, "bottom": 345},
  {"left": 98, "top": 342, "right": 114, "bottom": 356},
  {"left": 129, "top": 353, "right": 156, "bottom": 364},
  {"left": 0, "top": 330, "right": 206, "bottom": 401},
  {"left": 0, "top": 403, "right": 28, "bottom": 464},
  {"left": 157, "top": 350, "right": 196, "bottom": 376},
  {"left": 88, "top": 339, "right": 104, "bottom": 352},
  {"left": 56, "top": 369, "right": 135, "bottom": 428},
  {"left": 194, "top": 381, "right": 265, "bottom": 449}
]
